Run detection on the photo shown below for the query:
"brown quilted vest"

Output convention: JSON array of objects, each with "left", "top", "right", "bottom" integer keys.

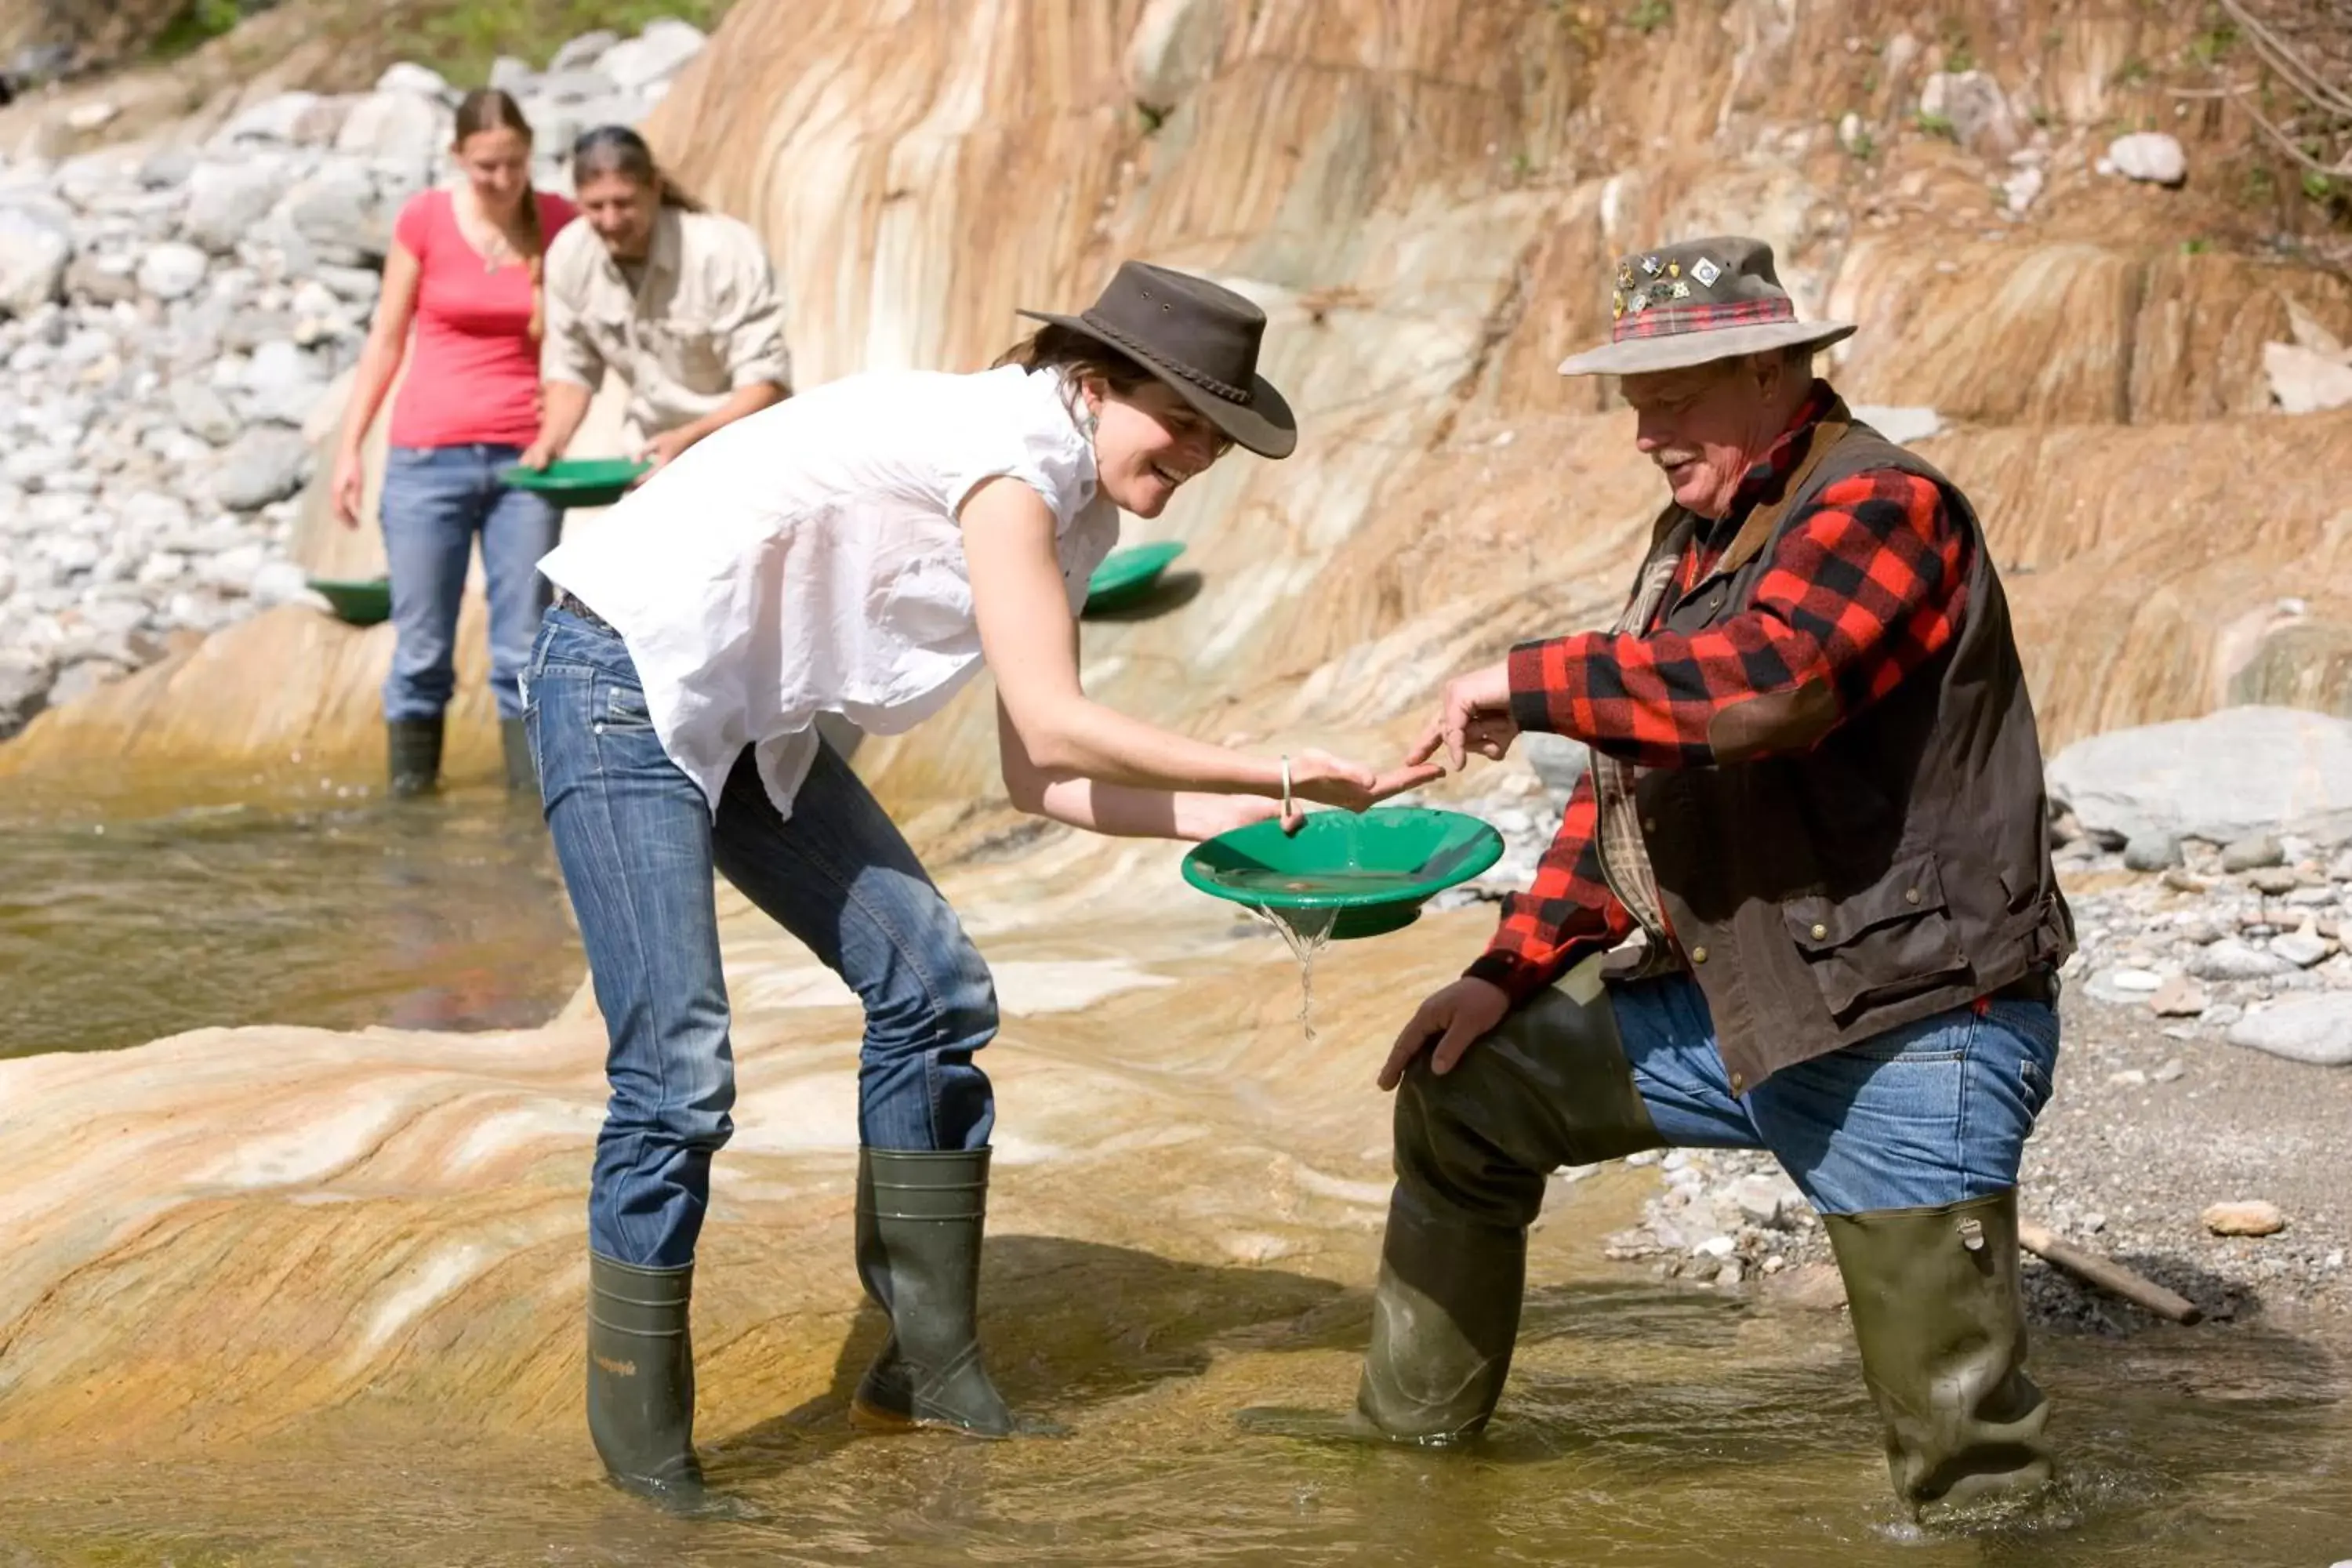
[{"left": 1595, "top": 412, "right": 2074, "bottom": 1094}]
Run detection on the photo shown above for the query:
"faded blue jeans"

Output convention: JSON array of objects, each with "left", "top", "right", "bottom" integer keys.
[
  {"left": 379, "top": 443, "right": 560, "bottom": 720},
  {"left": 1611, "top": 975, "right": 2060, "bottom": 1214},
  {"left": 524, "top": 606, "right": 999, "bottom": 1269}
]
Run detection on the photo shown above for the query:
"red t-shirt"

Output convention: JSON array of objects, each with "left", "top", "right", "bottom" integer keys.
[{"left": 387, "top": 187, "right": 579, "bottom": 449}]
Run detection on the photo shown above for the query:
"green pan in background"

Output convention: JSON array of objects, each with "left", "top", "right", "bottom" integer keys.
[
  {"left": 307, "top": 576, "right": 392, "bottom": 627},
  {"left": 1181, "top": 807, "right": 1505, "bottom": 940},
  {"left": 1083, "top": 540, "right": 1187, "bottom": 616},
  {"left": 498, "top": 457, "right": 652, "bottom": 509}
]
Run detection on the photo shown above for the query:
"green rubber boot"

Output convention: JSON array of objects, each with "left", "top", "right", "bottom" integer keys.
[
  {"left": 1356, "top": 971, "right": 1664, "bottom": 1440},
  {"left": 499, "top": 716, "right": 537, "bottom": 797},
  {"left": 1822, "top": 1189, "right": 2054, "bottom": 1511},
  {"left": 386, "top": 717, "right": 443, "bottom": 798},
  {"left": 586, "top": 1254, "right": 750, "bottom": 1517},
  {"left": 850, "top": 1147, "right": 1059, "bottom": 1437}
]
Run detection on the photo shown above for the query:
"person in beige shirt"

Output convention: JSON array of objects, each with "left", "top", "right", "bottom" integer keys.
[{"left": 522, "top": 125, "right": 791, "bottom": 480}]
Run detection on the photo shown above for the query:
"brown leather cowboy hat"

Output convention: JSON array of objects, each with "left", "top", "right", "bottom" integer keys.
[{"left": 1018, "top": 261, "right": 1297, "bottom": 459}]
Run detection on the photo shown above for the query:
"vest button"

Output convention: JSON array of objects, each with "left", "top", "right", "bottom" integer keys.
[
  {"left": 1690, "top": 945, "right": 1709, "bottom": 964},
  {"left": 1642, "top": 816, "right": 1657, "bottom": 833},
  {"left": 1809, "top": 922, "right": 1828, "bottom": 940},
  {"left": 1904, "top": 887, "right": 1922, "bottom": 905},
  {"left": 1729, "top": 1071, "right": 1745, "bottom": 1094}
]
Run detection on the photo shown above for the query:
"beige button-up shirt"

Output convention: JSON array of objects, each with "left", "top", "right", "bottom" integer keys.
[{"left": 541, "top": 205, "right": 791, "bottom": 441}]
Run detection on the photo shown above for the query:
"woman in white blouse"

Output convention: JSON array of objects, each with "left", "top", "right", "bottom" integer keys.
[{"left": 525, "top": 262, "right": 1426, "bottom": 1512}]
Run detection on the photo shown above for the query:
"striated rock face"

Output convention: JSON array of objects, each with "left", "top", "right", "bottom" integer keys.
[{"left": 0, "top": 854, "right": 1484, "bottom": 1449}]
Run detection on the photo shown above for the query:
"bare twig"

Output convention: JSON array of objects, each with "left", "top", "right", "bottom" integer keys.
[{"left": 2019, "top": 1220, "right": 2205, "bottom": 1326}]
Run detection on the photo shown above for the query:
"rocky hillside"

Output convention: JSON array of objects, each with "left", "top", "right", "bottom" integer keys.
[{"left": 1, "top": 0, "right": 2349, "bottom": 797}]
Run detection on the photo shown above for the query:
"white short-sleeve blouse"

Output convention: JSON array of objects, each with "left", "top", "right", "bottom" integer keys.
[{"left": 536, "top": 364, "right": 1121, "bottom": 819}]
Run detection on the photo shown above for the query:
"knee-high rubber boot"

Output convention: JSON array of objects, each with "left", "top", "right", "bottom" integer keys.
[
  {"left": 500, "top": 716, "right": 537, "bottom": 796},
  {"left": 586, "top": 1253, "right": 741, "bottom": 1515},
  {"left": 849, "top": 1147, "right": 1054, "bottom": 1437},
  {"left": 1357, "top": 970, "right": 1664, "bottom": 1441},
  {"left": 386, "top": 717, "right": 443, "bottom": 798},
  {"left": 1822, "top": 1189, "right": 2054, "bottom": 1511}
]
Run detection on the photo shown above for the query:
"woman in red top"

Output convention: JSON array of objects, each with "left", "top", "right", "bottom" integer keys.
[{"left": 330, "top": 89, "right": 579, "bottom": 797}]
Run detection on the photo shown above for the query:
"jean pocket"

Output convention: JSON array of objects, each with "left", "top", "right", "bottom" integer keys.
[
  {"left": 597, "top": 681, "right": 654, "bottom": 732},
  {"left": 2019, "top": 1054, "right": 2056, "bottom": 1124}
]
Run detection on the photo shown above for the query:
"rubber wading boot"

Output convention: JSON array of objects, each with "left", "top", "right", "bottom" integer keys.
[
  {"left": 586, "top": 1253, "right": 754, "bottom": 1518},
  {"left": 1822, "top": 1189, "right": 2054, "bottom": 1511},
  {"left": 499, "top": 716, "right": 536, "bottom": 796},
  {"left": 850, "top": 1146, "right": 1062, "bottom": 1437},
  {"left": 386, "top": 717, "right": 443, "bottom": 798},
  {"left": 1355, "top": 966, "right": 1664, "bottom": 1442}
]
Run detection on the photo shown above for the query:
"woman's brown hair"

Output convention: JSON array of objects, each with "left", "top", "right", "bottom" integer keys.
[
  {"left": 570, "top": 124, "right": 706, "bottom": 212},
  {"left": 993, "top": 322, "right": 1156, "bottom": 409},
  {"left": 452, "top": 88, "right": 547, "bottom": 339}
]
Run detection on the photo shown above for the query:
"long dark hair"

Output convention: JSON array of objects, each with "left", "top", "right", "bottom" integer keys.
[
  {"left": 452, "top": 87, "right": 546, "bottom": 339},
  {"left": 571, "top": 125, "right": 706, "bottom": 212}
]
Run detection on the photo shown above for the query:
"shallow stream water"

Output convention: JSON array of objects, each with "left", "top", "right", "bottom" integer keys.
[
  {"left": 2, "top": 782, "right": 2349, "bottom": 1566},
  {"left": 0, "top": 779, "right": 582, "bottom": 1056},
  {"left": 1, "top": 1274, "right": 2346, "bottom": 1566}
]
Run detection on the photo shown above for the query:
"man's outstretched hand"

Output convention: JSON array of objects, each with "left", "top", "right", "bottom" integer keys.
[
  {"left": 1406, "top": 659, "right": 1518, "bottom": 772},
  {"left": 1378, "top": 977, "right": 1511, "bottom": 1091}
]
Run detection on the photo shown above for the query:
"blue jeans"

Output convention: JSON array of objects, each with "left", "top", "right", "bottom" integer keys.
[
  {"left": 1611, "top": 975, "right": 2060, "bottom": 1214},
  {"left": 524, "top": 607, "right": 998, "bottom": 1269},
  {"left": 379, "top": 443, "right": 560, "bottom": 721}
]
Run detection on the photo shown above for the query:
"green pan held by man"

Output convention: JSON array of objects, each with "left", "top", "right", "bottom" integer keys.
[{"left": 1356, "top": 234, "right": 2076, "bottom": 1512}]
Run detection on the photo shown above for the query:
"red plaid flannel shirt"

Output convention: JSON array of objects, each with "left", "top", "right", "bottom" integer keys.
[{"left": 1464, "top": 384, "right": 1972, "bottom": 1005}]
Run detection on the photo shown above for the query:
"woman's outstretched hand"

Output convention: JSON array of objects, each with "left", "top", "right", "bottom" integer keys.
[{"left": 1286, "top": 749, "right": 1444, "bottom": 815}]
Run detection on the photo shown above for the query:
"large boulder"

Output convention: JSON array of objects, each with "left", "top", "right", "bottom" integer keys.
[
  {"left": 210, "top": 427, "right": 312, "bottom": 512},
  {"left": 182, "top": 159, "right": 286, "bottom": 255},
  {"left": 2047, "top": 706, "right": 2352, "bottom": 847},
  {"left": 278, "top": 162, "right": 394, "bottom": 264},
  {"left": 597, "top": 20, "right": 707, "bottom": 93},
  {"left": 334, "top": 91, "right": 450, "bottom": 166},
  {"left": 2227, "top": 995, "right": 2352, "bottom": 1068}
]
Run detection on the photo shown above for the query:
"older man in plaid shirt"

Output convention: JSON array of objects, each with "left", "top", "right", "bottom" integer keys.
[{"left": 1352, "top": 237, "right": 2074, "bottom": 1514}]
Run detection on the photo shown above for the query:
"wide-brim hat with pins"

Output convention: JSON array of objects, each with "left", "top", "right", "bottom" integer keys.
[
  {"left": 1556, "top": 234, "right": 1857, "bottom": 377},
  {"left": 1019, "top": 261, "right": 1297, "bottom": 459}
]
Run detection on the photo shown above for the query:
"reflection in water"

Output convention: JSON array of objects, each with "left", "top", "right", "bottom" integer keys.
[
  {"left": 0, "top": 786, "right": 583, "bottom": 1057},
  {"left": 2, "top": 1254, "right": 2346, "bottom": 1566}
]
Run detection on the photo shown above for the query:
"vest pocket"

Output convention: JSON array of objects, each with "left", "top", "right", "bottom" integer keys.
[{"left": 1781, "top": 851, "right": 1969, "bottom": 1021}]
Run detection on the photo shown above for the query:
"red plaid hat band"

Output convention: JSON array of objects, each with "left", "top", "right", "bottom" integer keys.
[{"left": 1612, "top": 296, "right": 1795, "bottom": 344}]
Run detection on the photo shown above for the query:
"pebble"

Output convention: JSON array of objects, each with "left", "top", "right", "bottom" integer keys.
[
  {"left": 2148, "top": 975, "right": 2207, "bottom": 1016},
  {"left": 2247, "top": 866, "right": 2303, "bottom": 895},
  {"left": 2201, "top": 1200, "right": 2285, "bottom": 1237},
  {"left": 2270, "top": 928, "right": 2333, "bottom": 968},
  {"left": 2220, "top": 833, "right": 2285, "bottom": 873},
  {"left": 2123, "top": 829, "right": 2180, "bottom": 872},
  {"left": 2107, "top": 966, "right": 2163, "bottom": 993},
  {"left": 2188, "top": 938, "right": 2293, "bottom": 982},
  {"left": 2106, "top": 130, "right": 2187, "bottom": 187},
  {"left": 2151, "top": 1057, "right": 2187, "bottom": 1083}
]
